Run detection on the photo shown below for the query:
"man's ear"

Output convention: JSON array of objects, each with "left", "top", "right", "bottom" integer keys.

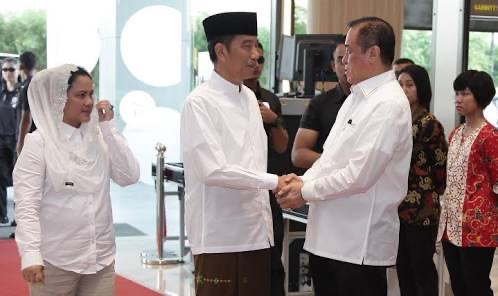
[
  {"left": 215, "top": 43, "right": 227, "bottom": 63},
  {"left": 368, "top": 45, "right": 381, "bottom": 63}
]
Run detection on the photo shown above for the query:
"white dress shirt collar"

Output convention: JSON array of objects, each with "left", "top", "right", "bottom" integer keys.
[
  {"left": 210, "top": 70, "right": 242, "bottom": 94},
  {"left": 60, "top": 122, "right": 82, "bottom": 144},
  {"left": 351, "top": 70, "right": 396, "bottom": 98}
]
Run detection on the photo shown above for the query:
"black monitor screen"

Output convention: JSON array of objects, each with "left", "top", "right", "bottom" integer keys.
[
  {"left": 278, "top": 34, "right": 344, "bottom": 82},
  {"left": 295, "top": 40, "right": 336, "bottom": 82},
  {"left": 277, "top": 34, "right": 344, "bottom": 96}
]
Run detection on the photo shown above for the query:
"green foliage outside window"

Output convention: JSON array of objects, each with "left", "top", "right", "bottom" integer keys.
[
  {"left": 468, "top": 32, "right": 498, "bottom": 86},
  {"left": 402, "top": 29, "right": 498, "bottom": 88},
  {"left": 294, "top": 5, "right": 307, "bottom": 35},
  {"left": 0, "top": 10, "right": 47, "bottom": 70},
  {"left": 401, "top": 29, "right": 433, "bottom": 74}
]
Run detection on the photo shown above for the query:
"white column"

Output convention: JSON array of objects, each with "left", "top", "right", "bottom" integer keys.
[
  {"left": 431, "top": 0, "right": 465, "bottom": 137},
  {"left": 431, "top": 3, "right": 465, "bottom": 296},
  {"left": 98, "top": 0, "right": 117, "bottom": 104}
]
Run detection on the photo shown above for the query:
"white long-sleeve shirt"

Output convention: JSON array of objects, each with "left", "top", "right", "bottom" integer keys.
[
  {"left": 14, "top": 120, "right": 140, "bottom": 273},
  {"left": 301, "top": 70, "right": 413, "bottom": 266},
  {"left": 181, "top": 71, "right": 278, "bottom": 255}
]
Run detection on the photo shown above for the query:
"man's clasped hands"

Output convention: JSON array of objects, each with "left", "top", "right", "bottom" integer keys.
[{"left": 273, "top": 174, "right": 307, "bottom": 209}]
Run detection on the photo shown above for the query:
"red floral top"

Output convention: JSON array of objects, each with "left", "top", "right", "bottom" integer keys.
[{"left": 437, "top": 122, "right": 498, "bottom": 247}]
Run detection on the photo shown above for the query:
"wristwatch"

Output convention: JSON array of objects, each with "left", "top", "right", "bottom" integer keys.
[{"left": 269, "top": 117, "right": 284, "bottom": 128}]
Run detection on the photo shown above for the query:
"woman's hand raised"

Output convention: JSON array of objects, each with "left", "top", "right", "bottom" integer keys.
[{"left": 96, "top": 100, "right": 114, "bottom": 122}]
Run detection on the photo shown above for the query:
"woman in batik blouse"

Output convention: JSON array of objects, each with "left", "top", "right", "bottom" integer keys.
[
  {"left": 437, "top": 70, "right": 498, "bottom": 296},
  {"left": 397, "top": 65, "right": 447, "bottom": 296}
]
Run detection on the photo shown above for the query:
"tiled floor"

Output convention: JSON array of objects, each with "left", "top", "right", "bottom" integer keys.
[{"left": 5, "top": 183, "right": 498, "bottom": 295}]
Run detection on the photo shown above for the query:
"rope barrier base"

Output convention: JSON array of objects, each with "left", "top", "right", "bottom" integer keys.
[{"left": 140, "top": 250, "right": 184, "bottom": 265}]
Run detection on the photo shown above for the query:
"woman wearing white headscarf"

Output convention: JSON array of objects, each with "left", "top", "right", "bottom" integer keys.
[{"left": 14, "top": 64, "right": 140, "bottom": 295}]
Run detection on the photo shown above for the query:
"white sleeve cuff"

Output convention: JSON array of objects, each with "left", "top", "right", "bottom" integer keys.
[
  {"left": 301, "top": 181, "right": 316, "bottom": 202},
  {"left": 261, "top": 173, "right": 278, "bottom": 190},
  {"left": 301, "top": 174, "right": 312, "bottom": 183},
  {"left": 21, "top": 251, "right": 44, "bottom": 271},
  {"left": 99, "top": 120, "right": 117, "bottom": 137}
]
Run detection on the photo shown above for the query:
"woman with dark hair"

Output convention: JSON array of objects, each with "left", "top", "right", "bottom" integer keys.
[
  {"left": 14, "top": 64, "right": 140, "bottom": 295},
  {"left": 397, "top": 64, "right": 447, "bottom": 296},
  {"left": 437, "top": 70, "right": 498, "bottom": 296},
  {"left": 0, "top": 57, "right": 20, "bottom": 224}
]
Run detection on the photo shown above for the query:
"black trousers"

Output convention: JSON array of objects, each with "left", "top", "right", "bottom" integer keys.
[
  {"left": 309, "top": 253, "right": 387, "bottom": 296},
  {"left": 269, "top": 191, "right": 285, "bottom": 296},
  {"left": 442, "top": 241, "right": 495, "bottom": 296},
  {"left": 396, "top": 223, "right": 438, "bottom": 296},
  {"left": 0, "top": 135, "right": 15, "bottom": 218}
]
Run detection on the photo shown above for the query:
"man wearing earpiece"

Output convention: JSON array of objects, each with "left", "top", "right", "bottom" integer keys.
[{"left": 244, "top": 41, "right": 289, "bottom": 296}]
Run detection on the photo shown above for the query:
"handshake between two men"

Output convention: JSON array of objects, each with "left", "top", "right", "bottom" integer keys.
[{"left": 273, "top": 174, "right": 307, "bottom": 209}]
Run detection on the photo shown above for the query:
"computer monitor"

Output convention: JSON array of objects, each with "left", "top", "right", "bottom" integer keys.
[{"left": 277, "top": 34, "right": 344, "bottom": 97}]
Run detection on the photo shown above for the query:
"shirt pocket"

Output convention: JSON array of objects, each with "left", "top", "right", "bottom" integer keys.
[{"left": 339, "top": 121, "right": 356, "bottom": 140}]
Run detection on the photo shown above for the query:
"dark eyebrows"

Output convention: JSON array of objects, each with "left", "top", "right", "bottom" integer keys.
[
  {"left": 73, "top": 89, "right": 94, "bottom": 95},
  {"left": 241, "top": 39, "right": 254, "bottom": 46}
]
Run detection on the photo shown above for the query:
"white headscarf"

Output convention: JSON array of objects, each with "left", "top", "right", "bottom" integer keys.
[{"left": 27, "top": 64, "right": 107, "bottom": 193}]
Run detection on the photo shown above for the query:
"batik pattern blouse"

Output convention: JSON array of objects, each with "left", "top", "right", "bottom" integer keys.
[
  {"left": 437, "top": 122, "right": 498, "bottom": 247},
  {"left": 399, "top": 109, "right": 447, "bottom": 226}
]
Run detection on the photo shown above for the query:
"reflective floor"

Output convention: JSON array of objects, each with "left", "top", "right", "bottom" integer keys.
[
  {"left": 110, "top": 182, "right": 194, "bottom": 295},
  {"left": 5, "top": 183, "right": 498, "bottom": 295}
]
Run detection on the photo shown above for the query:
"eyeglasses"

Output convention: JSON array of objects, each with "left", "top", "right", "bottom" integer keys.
[
  {"left": 2, "top": 68, "right": 15, "bottom": 72},
  {"left": 257, "top": 56, "right": 265, "bottom": 65}
]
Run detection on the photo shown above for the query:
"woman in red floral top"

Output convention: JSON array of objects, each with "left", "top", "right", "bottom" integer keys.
[
  {"left": 437, "top": 70, "right": 498, "bottom": 296},
  {"left": 397, "top": 65, "right": 447, "bottom": 296}
]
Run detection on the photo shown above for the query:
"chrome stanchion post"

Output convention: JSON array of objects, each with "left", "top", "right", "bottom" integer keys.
[
  {"left": 156, "top": 143, "right": 166, "bottom": 261},
  {"left": 141, "top": 143, "right": 179, "bottom": 265}
]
